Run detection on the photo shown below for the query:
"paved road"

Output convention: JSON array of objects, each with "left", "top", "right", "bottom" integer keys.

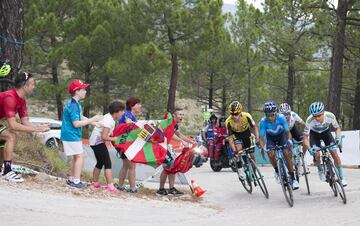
[
  {"left": 189, "top": 164, "right": 360, "bottom": 226},
  {"left": 0, "top": 164, "right": 359, "bottom": 226}
]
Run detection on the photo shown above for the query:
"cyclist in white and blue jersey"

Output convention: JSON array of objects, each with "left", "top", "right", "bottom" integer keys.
[
  {"left": 258, "top": 101, "right": 299, "bottom": 189},
  {"left": 279, "top": 103, "right": 309, "bottom": 154},
  {"left": 303, "top": 101, "right": 347, "bottom": 186}
]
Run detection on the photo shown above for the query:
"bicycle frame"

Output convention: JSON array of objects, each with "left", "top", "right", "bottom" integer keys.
[{"left": 274, "top": 146, "right": 290, "bottom": 180}]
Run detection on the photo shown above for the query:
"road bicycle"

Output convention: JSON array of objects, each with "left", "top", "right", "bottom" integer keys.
[
  {"left": 230, "top": 145, "right": 269, "bottom": 199},
  {"left": 274, "top": 144, "right": 294, "bottom": 207},
  {"left": 314, "top": 143, "right": 346, "bottom": 204},
  {"left": 292, "top": 140, "right": 310, "bottom": 195}
]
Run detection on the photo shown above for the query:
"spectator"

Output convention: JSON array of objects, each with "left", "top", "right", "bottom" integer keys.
[
  {"left": 117, "top": 96, "right": 142, "bottom": 193},
  {"left": 60, "top": 79, "right": 102, "bottom": 189},
  {"left": 156, "top": 108, "right": 195, "bottom": 196},
  {"left": 89, "top": 101, "right": 125, "bottom": 194},
  {"left": 0, "top": 72, "right": 50, "bottom": 182}
]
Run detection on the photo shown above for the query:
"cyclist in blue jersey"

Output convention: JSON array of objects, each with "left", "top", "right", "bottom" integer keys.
[{"left": 258, "top": 101, "right": 299, "bottom": 189}]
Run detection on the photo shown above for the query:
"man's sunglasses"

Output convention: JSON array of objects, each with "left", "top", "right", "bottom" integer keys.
[
  {"left": 266, "top": 112, "right": 276, "bottom": 117},
  {"left": 282, "top": 112, "right": 290, "bottom": 116},
  {"left": 231, "top": 113, "right": 240, "bottom": 116},
  {"left": 313, "top": 114, "right": 323, "bottom": 119}
]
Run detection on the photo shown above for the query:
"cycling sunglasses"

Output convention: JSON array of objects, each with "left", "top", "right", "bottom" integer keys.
[
  {"left": 282, "top": 112, "right": 290, "bottom": 116},
  {"left": 231, "top": 113, "right": 240, "bottom": 116},
  {"left": 313, "top": 113, "right": 323, "bottom": 119},
  {"left": 265, "top": 112, "right": 276, "bottom": 118}
]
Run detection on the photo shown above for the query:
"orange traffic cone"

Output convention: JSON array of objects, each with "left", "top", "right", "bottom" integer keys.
[{"left": 191, "top": 179, "right": 206, "bottom": 197}]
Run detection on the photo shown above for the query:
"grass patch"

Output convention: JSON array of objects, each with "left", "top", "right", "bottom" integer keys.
[{"left": 11, "top": 133, "right": 71, "bottom": 178}]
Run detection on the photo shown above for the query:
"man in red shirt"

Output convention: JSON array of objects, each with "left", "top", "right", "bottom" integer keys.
[{"left": 0, "top": 72, "right": 50, "bottom": 182}]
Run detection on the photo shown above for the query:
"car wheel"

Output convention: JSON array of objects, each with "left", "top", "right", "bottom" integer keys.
[{"left": 45, "top": 138, "right": 62, "bottom": 149}]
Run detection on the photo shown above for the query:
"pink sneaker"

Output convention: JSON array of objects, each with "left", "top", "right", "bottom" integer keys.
[
  {"left": 90, "top": 182, "right": 101, "bottom": 189},
  {"left": 105, "top": 186, "right": 123, "bottom": 195}
]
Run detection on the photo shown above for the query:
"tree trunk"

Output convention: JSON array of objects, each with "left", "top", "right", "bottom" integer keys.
[
  {"left": 102, "top": 75, "right": 110, "bottom": 114},
  {"left": 353, "top": 67, "right": 360, "bottom": 129},
  {"left": 221, "top": 83, "right": 226, "bottom": 115},
  {"left": 287, "top": 53, "right": 295, "bottom": 107},
  {"left": 50, "top": 37, "right": 63, "bottom": 120},
  {"left": 166, "top": 26, "right": 177, "bottom": 113},
  {"left": 208, "top": 72, "right": 214, "bottom": 109},
  {"left": 246, "top": 51, "right": 252, "bottom": 114},
  {"left": 0, "top": 0, "right": 24, "bottom": 89},
  {"left": 51, "top": 63, "right": 63, "bottom": 120},
  {"left": 326, "top": 0, "right": 350, "bottom": 118},
  {"left": 83, "top": 69, "right": 91, "bottom": 118}
]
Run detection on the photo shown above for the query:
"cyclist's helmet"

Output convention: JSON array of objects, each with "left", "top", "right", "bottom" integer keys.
[
  {"left": 309, "top": 101, "right": 324, "bottom": 115},
  {"left": 263, "top": 101, "right": 277, "bottom": 113},
  {"left": 228, "top": 101, "right": 242, "bottom": 114},
  {"left": 279, "top": 103, "right": 291, "bottom": 114},
  {"left": 0, "top": 61, "right": 11, "bottom": 77}
]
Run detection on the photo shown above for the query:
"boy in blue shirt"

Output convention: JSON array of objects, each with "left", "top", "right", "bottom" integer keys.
[{"left": 61, "top": 80, "right": 102, "bottom": 188}]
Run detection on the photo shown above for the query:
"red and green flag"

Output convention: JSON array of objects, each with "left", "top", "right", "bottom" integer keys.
[{"left": 112, "top": 112, "right": 176, "bottom": 168}]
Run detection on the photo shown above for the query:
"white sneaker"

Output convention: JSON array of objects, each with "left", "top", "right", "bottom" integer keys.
[
  {"left": 292, "top": 179, "right": 299, "bottom": 190},
  {"left": 238, "top": 167, "right": 246, "bottom": 180},
  {"left": 341, "top": 178, "right": 348, "bottom": 187},
  {"left": 274, "top": 172, "right": 280, "bottom": 184},
  {"left": 2, "top": 171, "right": 24, "bottom": 183},
  {"left": 318, "top": 171, "right": 326, "bottom": 182}
]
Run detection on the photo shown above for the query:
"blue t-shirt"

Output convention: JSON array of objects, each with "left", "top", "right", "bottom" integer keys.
[
  {"left": 60, "top": 98, "right": 82, "bottom": 141},
  {"left": 259, "top": 114, "right": 289, "bottom": 137},
  {"left": 118, "top": 110, "right": 137, "bottom": 124}
]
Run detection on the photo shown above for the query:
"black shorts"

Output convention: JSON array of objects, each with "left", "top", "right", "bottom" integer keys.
[
  {"left": 231, "top": 129, "right": 253, "bottom": 149},
  {"left": 90, "top": 143, "right": 112, "bottom": 169},
  {"left": 0, "top": 124, "right": 7, "bottom": 147},
  {"left": 309, "top": 129, "right": 335, "bottom": 149},
  {"left": 290, "top": 126, "right": 303, "bottom": 142}
]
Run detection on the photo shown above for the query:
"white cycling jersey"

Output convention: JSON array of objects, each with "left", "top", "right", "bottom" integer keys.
[
  {"left": 281, "top": 111, "right": 304, "bottom": 130},
  {"left": 304, "top": 111, "right": 340, "bottom": 135}
]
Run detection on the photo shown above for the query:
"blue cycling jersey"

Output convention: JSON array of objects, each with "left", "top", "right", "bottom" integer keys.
[{"left": 259, "top": 113, "right": 289, "bottom": 137}]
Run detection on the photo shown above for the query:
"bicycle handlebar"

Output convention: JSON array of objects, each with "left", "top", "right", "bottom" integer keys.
[
  {"left": 240, "top": 145, "right": 256, "bottom": 154},
  {"left": 314, "top": 143, "right": 342, "bottom": 153}
]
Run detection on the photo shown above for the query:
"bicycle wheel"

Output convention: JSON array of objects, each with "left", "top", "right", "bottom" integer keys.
[
  {"left": 277, "top": 159, "right": 294, "bottom": 207},
  {"left": 325, "top": 161, "right": 338, "bottom": 197},
  {"left": 237, "top": 161, "right": 252, "bottom": 194},
  {"left": 250, "top": 158, "right": 269, "bottom": 199},
  {"left": 300, "top": 152, "right": 310, "bottom": 195},
  {"left": 327, "top": 160, "right": 347, "bottom": 204}
]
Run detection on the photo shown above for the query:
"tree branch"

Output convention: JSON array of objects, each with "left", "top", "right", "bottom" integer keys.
[
  {"left": 346, "top": 17, "right": 360, "bottom": 22},
  {"left": 297, "top": 68, "right": 330, "bottom": 72},
  {"left": 346, "top": 21, "right": 360, "bottom": 26}
]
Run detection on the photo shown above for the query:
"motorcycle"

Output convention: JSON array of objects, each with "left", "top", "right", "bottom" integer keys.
[{"left": 209, "top": 142, "right": 235, "bottom": 172}]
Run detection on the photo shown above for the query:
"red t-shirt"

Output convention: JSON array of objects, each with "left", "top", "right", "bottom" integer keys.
[{"left": 0, "top": 89, "right": 28, "bottom": 119}]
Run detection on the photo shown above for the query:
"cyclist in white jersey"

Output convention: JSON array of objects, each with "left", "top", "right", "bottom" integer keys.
[
  {"left": 303, "top": 101, "right": 347, "bottom": 186},
  {"left": 279, "top": 103, "right": 309, "bottom": 154}
]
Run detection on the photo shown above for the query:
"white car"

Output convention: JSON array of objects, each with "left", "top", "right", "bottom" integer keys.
[{"left": 29, "top": 117, "right": 62, "bottom": 148}]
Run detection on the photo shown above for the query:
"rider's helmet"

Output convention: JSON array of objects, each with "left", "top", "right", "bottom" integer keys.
[
  {"left": 227, "top": 101, "right": 242, "bottom": 114},
  {"left": 209, "top": 114, "right": 218, "bottom": 123},
  {"left": 279, "top": 103, "right": 291, "bottom": 114},
  {"left": 0, "top": 61, "right": 11, "bottom": 77},
  {"left": 309, "top": 101, "right": 324, "bottom": 115},
  {"left": 263, "top": 101, "right": 277, "bottom": 113}
]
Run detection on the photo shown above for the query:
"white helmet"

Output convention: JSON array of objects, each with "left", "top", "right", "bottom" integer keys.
[{"left": 279, "top": 103, "right": 291, "bottom": 114}]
